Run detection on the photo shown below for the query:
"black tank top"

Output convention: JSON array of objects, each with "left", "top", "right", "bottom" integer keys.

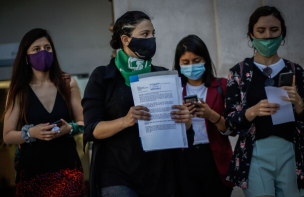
[{"left": 16, "top": 85, "right": 82, "bottom": 182}]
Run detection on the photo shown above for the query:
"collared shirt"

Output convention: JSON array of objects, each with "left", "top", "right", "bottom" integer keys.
[{"left": 254, "top": 58, "right": 285, "bottom": 78}]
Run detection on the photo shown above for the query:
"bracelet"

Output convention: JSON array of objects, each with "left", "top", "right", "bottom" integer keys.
[
  {"left": 69, "top": 127, "right": 74, "bottom": 135},
  {"left": 21, "top": 124, "right": 36, "bottom": 143},
  {"left": 213, "top": 114, "right": 222, "bottom": 125},
  {"left": 68, "top": 123, "right": 84, "bottom": 137}
]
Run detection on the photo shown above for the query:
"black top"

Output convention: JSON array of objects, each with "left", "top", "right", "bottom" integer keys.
[
  {"left": 82, "top": 58, "right": 178, "bottom": 197},
  {"left": 247, "top": 64, "right": 294, "bottom": 142},
  {"left": 17, "top": 85, "right": 82, "bottom": 182}
]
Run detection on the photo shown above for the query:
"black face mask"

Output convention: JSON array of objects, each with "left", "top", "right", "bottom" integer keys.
[{"left": 127, "top": 37, "right": 156, "bottom": 60}]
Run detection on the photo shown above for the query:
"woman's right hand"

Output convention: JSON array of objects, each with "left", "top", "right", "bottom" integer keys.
[
  {"left": 28, "top": 123, "right": 58, "bottom": 141},
  {"left": 123, "top": 106, "right": 151, "bottom": 127},
  {"left": 246, "top": 99, "right": 280, "bottom": 121}
]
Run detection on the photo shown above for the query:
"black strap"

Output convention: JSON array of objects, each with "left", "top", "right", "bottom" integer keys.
[{"left": 216, "top": 78, "right": 224, "bottom": 101}]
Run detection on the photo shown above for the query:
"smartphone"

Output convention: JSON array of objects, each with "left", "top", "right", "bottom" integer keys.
[
  {"left": 50, "top": 120, "right": 62, "bottom": 127},
  {"left": 184, "top": 95, "right": 198, "bottom": 106},
  {"left": 278, "top": 72, "right": 293, "bottom": 87}
]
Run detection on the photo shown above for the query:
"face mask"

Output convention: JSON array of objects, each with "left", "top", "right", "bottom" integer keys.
[
  {"left": 127, "top": 37, "right": 156, "bottom": 60},
  {"left": 252, "top": 35, "right": 282, "bottom": 57},
  {"left": 27, "top": 50, "right": 53, "bottom": 72},
  {"left": 180, "top": 63, "right": 205, "bottom": 80}
]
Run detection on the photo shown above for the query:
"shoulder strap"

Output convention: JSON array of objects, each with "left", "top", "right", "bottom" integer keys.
[
  {"left": 290, "top": 61, "right": 296, "bottom": 74},
  {"left": 62, "top": 73, "right": 71, "bottom": 97},
  {"left": 216, "top": 78, "right": 224, "bottom": 101}
]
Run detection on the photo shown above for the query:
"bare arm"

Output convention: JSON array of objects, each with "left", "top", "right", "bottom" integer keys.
[
  {"left": 70, "top": 77, "right": 84, "bottom": 126},
  {"left": 92, "top": 106, "right": 150, "bottom": 139},
  {"left": 207, "top": 110, "right": 226, "bottom": 131},
  {"left": 3, "top": 97, "right": 25, "bottom": 144}
]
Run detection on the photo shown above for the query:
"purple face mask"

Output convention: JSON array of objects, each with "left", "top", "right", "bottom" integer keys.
[{"left": 27, "top": 50, "right": 54, "bottom": 72}]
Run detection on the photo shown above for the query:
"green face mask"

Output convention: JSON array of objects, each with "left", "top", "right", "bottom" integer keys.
[{"left": 252, "top": 35, "right": 283, "bottom": 57}]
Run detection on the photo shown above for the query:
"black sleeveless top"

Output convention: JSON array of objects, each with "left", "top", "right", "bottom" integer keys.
[
  {"left": 247, "top": 64, "right": 294, "bottom": 142},
  {"left": 16, "top": 85, "right": 82, "bottom": 182}
]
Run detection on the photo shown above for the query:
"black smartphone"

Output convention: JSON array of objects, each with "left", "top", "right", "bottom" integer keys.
[
  {"left": 50, "top": 120, "right": 62, "bottom": 127},
  {"left": 184, "top": 95, "right": 198, "bottom": 106},
  {"left": 278, "top": 72, "right": 293, "bottom": 87}
]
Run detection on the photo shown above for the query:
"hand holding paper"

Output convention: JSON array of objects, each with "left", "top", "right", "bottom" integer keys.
[
  {"left": 265, "top": 86, "right": 295, "bottom": 125},
  {"left": 124, "top": 106, "right": 151, "bottom": 127},
  {"left": 130, "top": 71, "right": 188, "bottom": 151}
]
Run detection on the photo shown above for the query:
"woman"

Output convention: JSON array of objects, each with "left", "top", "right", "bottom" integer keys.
[
  {"left": 3, "top": 28, "right": 85, "bottom": 196},
  {"left": 225, "top": 6, "right": 304, "bottom": 197},
  {"left": 82, "top": 11, "right": 191, "bottom": 197},
  {"left": 173, "top": 35, "right": 234, "bottom": 197}
]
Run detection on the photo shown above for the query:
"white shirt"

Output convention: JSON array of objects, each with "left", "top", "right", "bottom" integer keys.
[
  {"left": 254, "top": 58, "right": 285, "bottom": 78},
  {"left": 186, "top": 83, "right": 209, "bottom": 145}
]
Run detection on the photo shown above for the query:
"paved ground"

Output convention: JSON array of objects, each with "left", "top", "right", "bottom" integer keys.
[{"left": 229, "top": 136, "right": 245, "bottom": 197}]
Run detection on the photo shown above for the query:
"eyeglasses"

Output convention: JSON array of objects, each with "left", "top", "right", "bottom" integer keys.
[{"left": 263, "top": 67, "right": 274, "bottom": 86}]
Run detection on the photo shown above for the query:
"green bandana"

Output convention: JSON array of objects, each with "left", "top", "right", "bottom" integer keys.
[{"left": 115, "top": 50, "right": 152, "bottom": 87}]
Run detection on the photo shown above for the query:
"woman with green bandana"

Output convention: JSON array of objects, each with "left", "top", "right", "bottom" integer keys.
[
  {"left": 224, "top": 6, "right": 304, "bottom": 197},
  {"left": 82, "top": 11, "right": 191, "bottom": 197}
]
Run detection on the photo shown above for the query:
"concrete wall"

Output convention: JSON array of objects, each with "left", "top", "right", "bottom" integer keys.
[
  {"left": 0, "top": 0, "right": 113, "bottom": 80},
  {"left": 113, "top": 0, "right": 304, "bottom": 78}
]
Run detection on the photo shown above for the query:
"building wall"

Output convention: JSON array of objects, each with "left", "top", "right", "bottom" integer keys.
[
  {"left": 113, "top": 0, "right": 304, "bottom": 78},
  {"left": 0, "top": 0, "right": 113, "bottom": 80}
]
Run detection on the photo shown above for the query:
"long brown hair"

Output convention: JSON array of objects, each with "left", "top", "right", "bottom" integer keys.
[{"left": 5, "top": 28, "right": 71, "bottom": 128}]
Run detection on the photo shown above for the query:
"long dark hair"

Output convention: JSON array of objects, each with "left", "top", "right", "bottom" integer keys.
[
  {"left": 247, "top": 6, "right": 286, "bottom": 41},
  {"left": 5, "top": 28, "right": 71, "bottom": 128},
  {"left": 173, "top": 35, "right": 216, "bottom": 87},
  {"left": 110, "top": 11, "right": 151, "bottom": 49}
]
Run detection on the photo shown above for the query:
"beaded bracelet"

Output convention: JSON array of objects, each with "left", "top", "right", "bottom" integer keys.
[{"left": 21, "top": 124, "right": 36, "bottom": 143}]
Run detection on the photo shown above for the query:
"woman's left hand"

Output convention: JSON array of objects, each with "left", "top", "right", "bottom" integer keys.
[
  {"left": 280, "top": 76, "right": 303, "bottom": 107},
  {"left": 53, "top": 119, "right": 72, "bottom": 138},
  {"left": 171, "top": 105, "right": 192, "bottom": 130},
  {"left": 193, "top": 98, "right": 214, "bottom": 119}
]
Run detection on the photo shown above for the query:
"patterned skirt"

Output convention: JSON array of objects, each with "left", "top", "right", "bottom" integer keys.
[{"left": 16, "top": 168, "right": 84, "bottom": 197}]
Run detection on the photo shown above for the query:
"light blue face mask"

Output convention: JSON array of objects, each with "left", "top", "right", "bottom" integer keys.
[{"left": 180, "top": 63, "right": 205, "bottom": 80}]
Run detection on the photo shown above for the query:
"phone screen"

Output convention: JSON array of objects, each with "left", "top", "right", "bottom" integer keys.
[{"left": 184, "top": 95, "right": 198, "bottom": 106}]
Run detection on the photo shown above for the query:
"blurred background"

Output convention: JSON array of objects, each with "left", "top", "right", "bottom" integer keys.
[{"left": 0, "top": 0, "right": 303, "bottom": 196}]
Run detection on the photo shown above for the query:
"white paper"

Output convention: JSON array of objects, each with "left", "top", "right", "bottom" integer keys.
[
  {"left": 265, "top": 86, "right": 295, "bottom": 125},
  {"left": 130, "top": 72, "right": 188, "bottom": 151}
]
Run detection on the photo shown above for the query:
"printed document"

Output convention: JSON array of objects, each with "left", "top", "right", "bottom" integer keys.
[
  {"left": 265, "top": 86, "right": 295, "bottom": 125},
  {"left": 130, "top": 71, "right": 188, "bottom": 151}
]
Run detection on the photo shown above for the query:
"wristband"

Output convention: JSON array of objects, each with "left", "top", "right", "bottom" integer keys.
[{"left": 212, "top": 114, "right": 221, "bottom": 125}]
